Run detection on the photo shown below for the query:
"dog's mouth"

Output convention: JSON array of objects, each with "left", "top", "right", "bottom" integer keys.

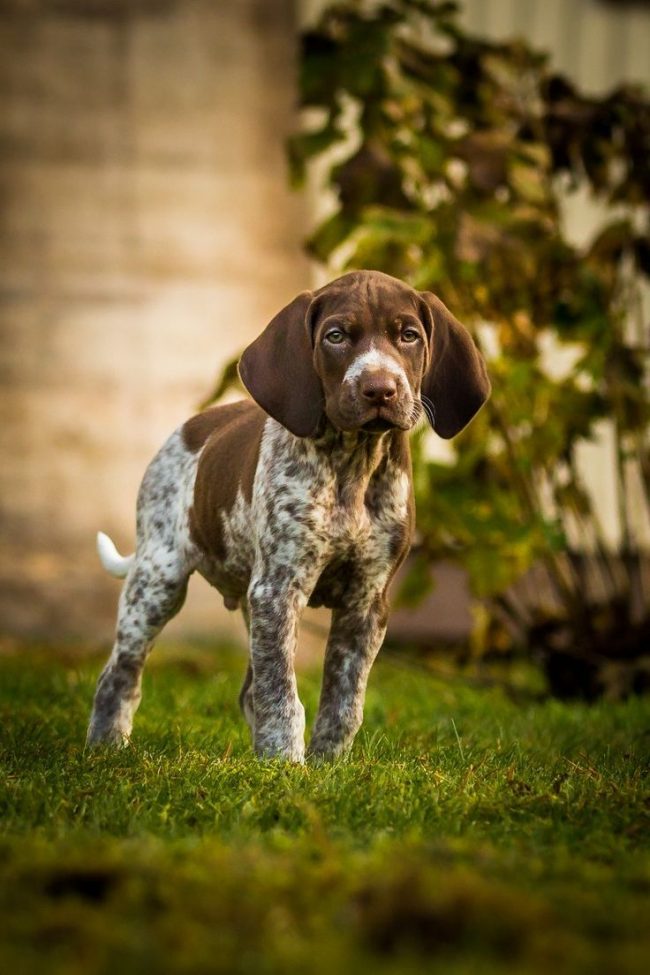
[
  {"left": 361, "top": 415, "right": 397, "bottom": 433},
  {"left": 360, "top": 404, "right": 413, "bottom": 432},
  {"left": 329, "top": 398, "right": 415, "bottom": 433}
]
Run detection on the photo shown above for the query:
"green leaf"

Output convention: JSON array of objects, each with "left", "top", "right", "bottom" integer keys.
[
  {"left": 306, "top": 212, "right": 356, "bottom": 262},
  {"left": 199, "top": 358, "right": 243, "bottom": 409},
  {"left": 508, "top": 159, "right": 549, "bottom": 205},
  {"left": 287, "top": 118, "right": 345, "bottom": 187}
]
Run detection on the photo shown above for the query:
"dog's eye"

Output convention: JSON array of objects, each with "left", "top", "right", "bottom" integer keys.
[
  {"left": 401, "top": 328, "right": 420, "bottom": 343},
  {"left": 325, "top": 329, "right": 346, "bottom": 345}
]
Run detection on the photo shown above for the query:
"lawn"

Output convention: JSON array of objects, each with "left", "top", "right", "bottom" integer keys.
[{"left": 1, "top": 641, "right": 649, "bottom": 974}]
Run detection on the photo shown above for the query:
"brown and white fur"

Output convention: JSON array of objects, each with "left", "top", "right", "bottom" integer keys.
[{"left": 87, "top": 270, "right": 489, "bottom": 761}]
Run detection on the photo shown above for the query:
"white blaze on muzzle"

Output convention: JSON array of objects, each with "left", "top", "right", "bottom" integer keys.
[{"left": 343, "top": 345, "right": 409, "bottom": 390}]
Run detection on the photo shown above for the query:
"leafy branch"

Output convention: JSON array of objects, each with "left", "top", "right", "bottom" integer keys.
[{"left": 289, "top": 0, "right": 650, "bottom": 696}]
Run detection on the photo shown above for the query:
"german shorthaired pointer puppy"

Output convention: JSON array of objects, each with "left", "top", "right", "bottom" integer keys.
[{"left": 88, "top": 270, "right": 489, "bottom": 761}]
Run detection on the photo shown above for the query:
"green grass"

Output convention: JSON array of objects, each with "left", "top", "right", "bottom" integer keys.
[{"left": 1, "top": 642, "right": 649, "bottom": 974}]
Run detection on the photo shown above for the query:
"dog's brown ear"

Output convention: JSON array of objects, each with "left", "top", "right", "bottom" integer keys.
[
  {"left": 238, "top": 291, "right": 324, "bottom": 438},
  {"left": 419, "top": 292, "right": 490, "bottom": 439}
]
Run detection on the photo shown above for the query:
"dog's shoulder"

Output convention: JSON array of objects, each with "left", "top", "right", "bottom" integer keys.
[{"left": 182, "top": 400, "right": 266, "bottom": 458}]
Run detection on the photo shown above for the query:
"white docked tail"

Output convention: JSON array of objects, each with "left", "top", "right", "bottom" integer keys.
[{"left": 96, "top": 531, "right": 135, "bottom": 579}]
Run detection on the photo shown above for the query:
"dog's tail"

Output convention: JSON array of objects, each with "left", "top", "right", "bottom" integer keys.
[{"left": 96, "top": 531, "right": 135, "bottom": 579}]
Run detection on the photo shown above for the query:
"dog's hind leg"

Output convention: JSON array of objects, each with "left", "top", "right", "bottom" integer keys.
[
  {"left": 88, "top": 426, "right": 200, "bottom": 746},
  {"left": 87, "top": 552, "right": 189, "bottom": 746},
  {"left": 238, "top": 662, "right": 255, "bottom": 735},
  {"left": 237, "top": 606, "right": 256, "bottom": 736}
]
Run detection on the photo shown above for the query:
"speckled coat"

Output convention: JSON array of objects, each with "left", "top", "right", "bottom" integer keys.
[{"left": 87, "top": 270, "right": 490, "bottom": 761}]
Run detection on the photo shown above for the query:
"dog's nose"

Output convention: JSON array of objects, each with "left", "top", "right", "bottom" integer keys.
[{"left": 361, "top": 375, "right": 397, "bottom": 405}]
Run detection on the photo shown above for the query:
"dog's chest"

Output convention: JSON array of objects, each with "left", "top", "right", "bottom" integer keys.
[
  {"left": 255, "top": 422, "right": 409, "bottom": 556},
  {"left": 198, "top": 421, "right": 410, "bottom": 605}
]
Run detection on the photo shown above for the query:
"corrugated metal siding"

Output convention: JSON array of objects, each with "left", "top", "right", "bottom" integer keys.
[{"left": 460, "top": 0, "right": 650, "bottom": 92}]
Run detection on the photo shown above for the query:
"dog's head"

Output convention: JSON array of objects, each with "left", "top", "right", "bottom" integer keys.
[{"left": 239, "top": 270, "right": 490, "bottom": 439}]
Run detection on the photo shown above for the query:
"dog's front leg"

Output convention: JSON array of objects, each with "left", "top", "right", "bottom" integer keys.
[
  {"left": 246, "top": 578, "right": 308, "bottom": 762},
  {"left": 308, "top": 595, "right": 388, "bottom": 759}
]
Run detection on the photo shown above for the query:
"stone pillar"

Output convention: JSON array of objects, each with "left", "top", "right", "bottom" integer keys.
[{"left": 0, "top": 0, "right": 310, "bottom": 643}]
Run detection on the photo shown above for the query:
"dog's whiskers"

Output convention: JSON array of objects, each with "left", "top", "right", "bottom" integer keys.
[
  {"left": 408, "top": 401, "right": 425, "bottom": 428},
  {"left": 420, "top": 395, "right": 436, "bottom": 429}
]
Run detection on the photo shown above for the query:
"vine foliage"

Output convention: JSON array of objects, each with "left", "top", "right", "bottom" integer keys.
[{"left": 285, "top": 0, "right": 650, "bottom": 696}]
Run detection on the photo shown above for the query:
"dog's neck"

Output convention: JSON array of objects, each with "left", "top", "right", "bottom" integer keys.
[{"left": 295, "top": 421, "right": 409, "bottom": 511}]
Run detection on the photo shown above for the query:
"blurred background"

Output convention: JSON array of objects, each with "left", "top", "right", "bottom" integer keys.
[{"left": 1, "top": 0, "right": 649, "bottom": 677}]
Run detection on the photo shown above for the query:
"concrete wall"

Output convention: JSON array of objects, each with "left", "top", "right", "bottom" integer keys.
[{"left": 0, "top": 0, "right": 310, "bottom": 645}]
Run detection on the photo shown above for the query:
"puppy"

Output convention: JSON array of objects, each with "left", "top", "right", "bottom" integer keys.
[{"left": 88, "top": 270, "right": 489, "bottom": 760}]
